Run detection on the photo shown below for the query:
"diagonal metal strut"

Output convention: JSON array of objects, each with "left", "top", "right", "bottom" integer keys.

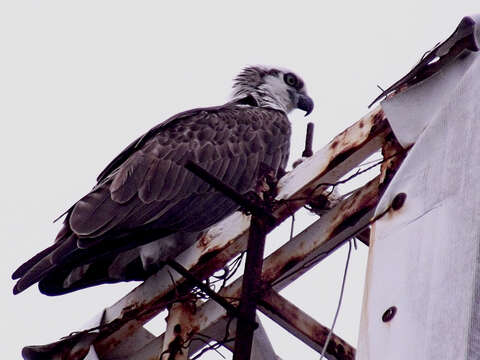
[{"left": 185, "top": 161, "right": 272, "bottom": 360}]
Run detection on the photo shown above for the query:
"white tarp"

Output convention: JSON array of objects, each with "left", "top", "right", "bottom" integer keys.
[{"left": 357, "top": 21, "right": 480, "bottom": 359}]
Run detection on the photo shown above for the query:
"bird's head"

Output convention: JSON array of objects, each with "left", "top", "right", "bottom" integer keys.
[{"left": 232, "top": 66, "right": 314, "bottom": 116}]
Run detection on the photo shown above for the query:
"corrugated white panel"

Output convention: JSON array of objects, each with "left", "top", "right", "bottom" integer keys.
[{"left": 357, "top": 33, "right": 480, "bottom": 359}]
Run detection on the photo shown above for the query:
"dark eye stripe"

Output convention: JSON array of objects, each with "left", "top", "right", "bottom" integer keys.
[{"left": 296, "top": 78, "right": 304, "bottom": 90}]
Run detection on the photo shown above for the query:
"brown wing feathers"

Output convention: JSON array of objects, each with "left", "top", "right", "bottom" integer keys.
[{"left": 13, "top": 105, "right": 291, "bottom": 295}]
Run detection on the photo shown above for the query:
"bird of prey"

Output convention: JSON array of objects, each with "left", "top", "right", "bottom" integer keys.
[{"left": 12, "top": 66, "right": 314, "bottom": 295}]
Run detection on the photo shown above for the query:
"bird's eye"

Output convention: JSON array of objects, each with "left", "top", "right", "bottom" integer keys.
[{"left": 284, "top": 73, "right": 298, "bottom": 87}]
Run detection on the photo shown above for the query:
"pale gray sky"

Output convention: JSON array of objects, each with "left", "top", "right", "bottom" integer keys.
[{"left": 1, "top": 2, "right": 478, "bottom": 359}]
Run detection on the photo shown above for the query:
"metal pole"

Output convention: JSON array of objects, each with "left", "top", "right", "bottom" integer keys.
[
  {"left": 302, "top": 122, "right": 314, "bottom": 158},
  {"left": 232, "top": 215, "right": 267, "bottom": 360},
  {"left": 183, "top": 161, "right": 273, "bottom": 359},
  {"left": 162, "top": 300, "right": 196, "bottom": 360}
]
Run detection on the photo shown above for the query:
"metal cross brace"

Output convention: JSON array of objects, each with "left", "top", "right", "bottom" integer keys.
[{"left": 185, "top": 160, "right": 273, "bottom": 360}]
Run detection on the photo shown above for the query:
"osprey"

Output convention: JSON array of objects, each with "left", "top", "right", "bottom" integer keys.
[{"left": 12, "top": 66, "right": 314, "bottom": 295}]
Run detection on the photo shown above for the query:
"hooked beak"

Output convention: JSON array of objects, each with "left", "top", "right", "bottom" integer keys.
[{"left": 296, "top": 93, "right": 314, "bottom": 116}]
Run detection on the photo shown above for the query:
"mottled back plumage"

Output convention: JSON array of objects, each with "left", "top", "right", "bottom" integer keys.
[{"left": 12, "top": 65, "right": 313, "bottom": 295}]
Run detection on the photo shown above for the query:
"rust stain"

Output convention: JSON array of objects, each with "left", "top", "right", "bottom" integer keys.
[
  {"left": 279, "top": 257, "right": 301, "bottom": 275},
  {"left": 372, "top": 108, "right": 386, "bottom": 126},
  {"left": 198, "top": 232, "right": 212, "bottom": 248},
  {"left": 327, "top": 178, "right": 381, "bottom": 239},
  {"left": 261, "top": 296, "right": 300, "bottom": 324},
  {"left": 261, "top": 253, "right": 304, "bottom": 284},
  {"left": 99, "top": 336, "right": 125, "bottom": 353},
  {"left": 99, "top": 336, "right": 122, "bottom": 352},
  {"left": 369, "top": 110, "right": 388, "bottom": 136},
  {"left": 384, "top": 200, "right": 407, "bottom": 221},
  {"left": 197, "top": 248, "right": 222, "bottom": 265},
  {"left": 70, "top": 348, "right": 90, "bottom": 360},
  {"left": 326, "top": 340, "right": 354, "bottom": 360},
  {"left": 325, "top": 146, "right": 359, "bottom": 173},
  {"left": 260, "top": 290, "right": 355, "bottom": 360},
  {"left": 330, "top": 206, "right": 374, "bottom": 239},
  {"left": 96, "top": 318, "right": 147, "bottom": 354},
  {"left": 327, "top": 109, "right": 388, "bottom": 173},
  {"left": 63, "top": 106, "right": 397, "bottom": 360},
  {"left": 312, "top": 325, "right": 330, "bottom": 340}
]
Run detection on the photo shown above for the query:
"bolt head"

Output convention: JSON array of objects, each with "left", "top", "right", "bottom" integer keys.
[
  {"left": 391, "top": 193, "right": 407, "bottom": 210},
  {"left": 382, "top": 306, "right": 397, "bottom": 322}
]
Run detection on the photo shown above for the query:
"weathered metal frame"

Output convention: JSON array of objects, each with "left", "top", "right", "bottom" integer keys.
[
  {"left": 155, "top": 173, "right": 382, "bottom": 360},
  {"left": 23, "top": 105, "right": 406, "bottom": 360},
  {"left": 97, "top": 106, "right": 390, "bottom": 355}
]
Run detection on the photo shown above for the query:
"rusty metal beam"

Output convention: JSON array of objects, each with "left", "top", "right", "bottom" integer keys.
[
  {"left": 259, "top": 288, "right": 355, "bottom": 360},
  {"left": 128, "top": 315, "right": 281, "bottom": 360},
  {"left": 22, "top": 106, "right": 390, "bottom": 360},
  {"left": 274, "top": 107, "right": 388, "bottom": 217},
  {"left": 94, "top": 213, "right": 251, "bottom": 356},
  {"left": 115, "top": 133, "right": 404, "bottom": 360},
  {"left": 243, "top": 174, "right": 381, "bottom": 289},
  {"left": 126, "top": 332, "right": 165, "bottom": 360},
  {"left": 91, "top": 106, "right": 390, "bottom": 357},
  {"left": 148, "top": 174, "right": 384, "bottom": 358},
  {"left": 165, "top": 258, "right": 242, "bottom": 321},
  {"left": 101, "top": 327, "right": 156, "bottom": 360},
  {"left": 138, "top": 136, "right": 405, "bottom": 358},
  {"left": 270, "top": 176, "right": 382, "bottom": 291},
  {"left": 161, "top": 301, "right": 196, "bottom": 360}
]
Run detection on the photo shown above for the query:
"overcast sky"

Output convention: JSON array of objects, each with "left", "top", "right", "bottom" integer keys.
[{"left": 2, "top": 2, "right": 479, "bottom": 359}]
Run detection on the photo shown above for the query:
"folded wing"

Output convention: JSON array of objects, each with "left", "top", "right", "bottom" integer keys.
[{"left": 13, "top": 104, "right": 291, "bottom": 295}]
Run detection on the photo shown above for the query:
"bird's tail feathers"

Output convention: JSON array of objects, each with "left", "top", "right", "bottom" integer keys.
[{"left": 12, "top": 233, "right": 78, "bottom": 294}]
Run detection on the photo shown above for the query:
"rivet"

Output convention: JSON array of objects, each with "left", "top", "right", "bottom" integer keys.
[
  {"left": 391, "top": 193, "right": 407, "bottom": 210},
  {"left": 382, "top": 306, "right": 397, "bottom": 322}
]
